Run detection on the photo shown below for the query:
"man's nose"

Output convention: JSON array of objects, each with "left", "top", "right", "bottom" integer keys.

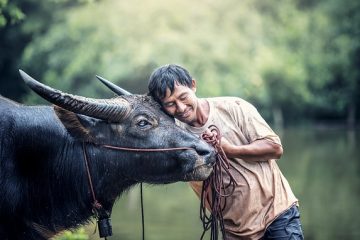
[{"left": 176, "top": 101, "right": 186, "bottom": 112}]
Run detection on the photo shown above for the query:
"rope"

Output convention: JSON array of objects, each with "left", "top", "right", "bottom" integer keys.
[
  {"left": 83, "top": 136, "right": 234, "bottom": 240},
  {"left": 140, "top": 183, "right": 145, "bottom": 240},
  {"left": 199, "top": 125, "right": 237, "bottom": 240},
  {"left": 100, "top": 144, "right": 193, "bottom": 152},
  {"left": 82, "top": 143, "right": 103, "bottom": 212},
  {"left": 82, "top": 142, "right": 195, "bottom": 239}
]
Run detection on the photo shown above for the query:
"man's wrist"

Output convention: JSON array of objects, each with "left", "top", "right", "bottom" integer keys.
[{"left": 225, "top": 144, "right": 241, "bottom": 158}]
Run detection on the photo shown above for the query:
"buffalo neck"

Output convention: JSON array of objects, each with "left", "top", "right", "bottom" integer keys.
[{"left": 10, "top": 106, "right": 135, "bottom": 234}]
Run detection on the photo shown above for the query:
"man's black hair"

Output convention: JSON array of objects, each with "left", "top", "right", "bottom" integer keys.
[{"left": 148, "top": 64, "right": 193, "bottom": 103}]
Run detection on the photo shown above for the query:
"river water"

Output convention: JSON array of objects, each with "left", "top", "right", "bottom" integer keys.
[{"left": 89, "top": 128, "right": 360, "bottom": 240}]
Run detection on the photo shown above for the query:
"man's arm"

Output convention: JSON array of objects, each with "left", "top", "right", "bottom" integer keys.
[{"left": 221, "top": 138, "right": 283, "bottom": 162}]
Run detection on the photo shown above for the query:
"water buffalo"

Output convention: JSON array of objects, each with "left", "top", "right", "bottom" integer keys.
[{"left": 0, "top": 71, "right": 215, "bottom": 240}]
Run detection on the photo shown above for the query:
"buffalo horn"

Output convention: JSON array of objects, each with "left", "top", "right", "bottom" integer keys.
[
  {"left": 19, "top": 70, "right": 130, "bottom": 122},
  {"left": 96, "top": 75, "right": 132, "bottom": 95}
]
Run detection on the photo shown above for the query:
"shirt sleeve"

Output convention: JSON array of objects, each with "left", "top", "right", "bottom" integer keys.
[{"left": 233, "top": 99, "right": 281, "bottom": 145}]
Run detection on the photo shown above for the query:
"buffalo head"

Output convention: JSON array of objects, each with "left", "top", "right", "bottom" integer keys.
[{"left": 19, "top": 70, "right": 216, "bottom": 184}]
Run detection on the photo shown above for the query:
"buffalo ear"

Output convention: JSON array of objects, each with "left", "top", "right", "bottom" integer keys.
[{"left": 54, "top": 106, "right": 94, "bottom": 142}]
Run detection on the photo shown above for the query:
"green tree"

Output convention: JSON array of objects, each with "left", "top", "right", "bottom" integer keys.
[
  {"left": 0, "top": 0, "right": 24, "bottom": 27},
  {"left": 21, "top": 0, "right": 267, "bottom": 102},
  {"left": 0, "top": 0, "right": 97, "bottom": 101},
  {"left": 253, "top": 0, "right": 312, "bottom": 127},
  {"left": 2, "top": 0, "right": 358, "bottom": 125},
  {"left": 290, "top": 0, "right": 360, "bottom": 128},
  {"left": 315, "top": 0, "right": 360, "bottom": 128}
]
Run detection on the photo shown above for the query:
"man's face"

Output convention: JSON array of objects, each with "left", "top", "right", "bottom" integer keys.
[{"left": 160, "top": 80, "right": 199, "bottom": 125}]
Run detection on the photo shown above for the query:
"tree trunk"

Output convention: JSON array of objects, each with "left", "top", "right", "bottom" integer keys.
[
  {"left": 273, "top": 106, "right": 284, "bottom": 130},
  {"left": 347, "top": 102, "right": 356, "bottom": 129}
]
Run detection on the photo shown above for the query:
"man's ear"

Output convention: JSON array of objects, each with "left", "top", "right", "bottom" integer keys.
[
  {"left": 191, "top": 79, "right": 197, "bottom": 92},
  {"left": 53, "top": 106, "right": 94, "bottom": 142}
]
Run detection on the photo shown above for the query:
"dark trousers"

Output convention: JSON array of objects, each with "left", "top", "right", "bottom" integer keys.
[{"left": 262, "top": 205, "right": 304, "bottom": 240}]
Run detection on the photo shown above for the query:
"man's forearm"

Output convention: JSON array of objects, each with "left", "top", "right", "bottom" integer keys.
[{"left": 222, "top": 139, "right": 283, "bottom": 162}]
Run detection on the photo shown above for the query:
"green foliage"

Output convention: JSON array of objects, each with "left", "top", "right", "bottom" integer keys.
[
  {"left": 254, "top": 0, "right": 312, "bottom": 113},
  {"left": 0, "top": 0, "right": 25, "bottom": 27},
  {"left": 301, "top": 0, "right": 360, "bottom": 124},
  {"left": 0, "top": 0, "right": 358, "bottom": 125},
  {"left": 22, "top": 0, "right": 267, "bottom": 100},
  {"left": 0, "top": 0, "right": 101, "bottom": 102},
  {"left": 53, "top": 228, "right": 89, "bottom": 240}
]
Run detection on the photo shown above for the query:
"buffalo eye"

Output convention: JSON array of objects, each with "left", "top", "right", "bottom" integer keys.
[{"left": 136, "top": 119, "right": 152, "bottom": 129}]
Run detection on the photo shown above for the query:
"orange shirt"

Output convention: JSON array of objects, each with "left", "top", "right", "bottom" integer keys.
[{"left": 176, "top": 97, "right": 298, "bottom": 240}]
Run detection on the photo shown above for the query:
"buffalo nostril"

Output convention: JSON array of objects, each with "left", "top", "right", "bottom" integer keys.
[
  {"left": 194, "top": 143, "right": 212, "bottom": 156},
  {"left": 195, "top": 143, "right": 216, "bottom": 161},
  {"left": 197, "top": 148, "right": 210, "bottom": 156}
]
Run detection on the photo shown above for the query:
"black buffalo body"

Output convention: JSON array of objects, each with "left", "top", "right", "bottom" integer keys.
[{"left": 0, "top": 72, "right": 215, "bottom": 239}]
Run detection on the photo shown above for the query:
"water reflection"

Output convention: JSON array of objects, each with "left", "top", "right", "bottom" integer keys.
[
  {"left": 88, "top": 128, "right": 360, "bottom": 240},
  {"left": 280, "top": 128, "right": 360, "bottom": 240}
]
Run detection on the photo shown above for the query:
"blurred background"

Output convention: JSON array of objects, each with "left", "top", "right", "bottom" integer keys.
[{"left": 0, "top": 0, "right": 359, "bottom": 239}]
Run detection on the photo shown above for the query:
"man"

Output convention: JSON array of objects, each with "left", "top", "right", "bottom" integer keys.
[{"left": 148, "top": 64, "right": 304, "bottom": 240}]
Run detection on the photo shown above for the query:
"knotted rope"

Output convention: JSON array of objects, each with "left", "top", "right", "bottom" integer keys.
[{"left": 199, "top": 125, "right": 237, "bottom": 240}]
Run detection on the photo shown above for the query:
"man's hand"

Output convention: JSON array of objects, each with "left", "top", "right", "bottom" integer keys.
[
  {"left": 220, "top": 137, "right": 236, "bottom": 158},
  {"left": 202, "top": 128, "right": 220, "bottom": 145}
]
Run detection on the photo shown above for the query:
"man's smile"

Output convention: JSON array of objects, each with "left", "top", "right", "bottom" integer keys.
[{"left": 177, "top": 108, "right": 192, "bottom": 119}]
